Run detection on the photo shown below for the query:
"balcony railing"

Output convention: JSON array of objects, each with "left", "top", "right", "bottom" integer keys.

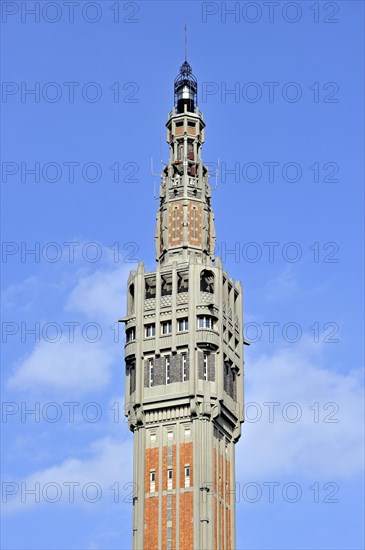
[
  {"left": 160, "top": 295, "right": 172, "bottom": 308},
  {"left": 144, "top": 298, "right": 156, "bottom": 310},
  {"left": 177, "top": 292, "right": 188, "bottom": 305},
  {"left": 200, "top": 291, "right": 215, "bottom": 306}
]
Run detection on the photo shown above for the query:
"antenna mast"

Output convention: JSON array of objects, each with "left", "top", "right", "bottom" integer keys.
[{"left": 184, "top": 22, "right": 188, "bottom": 61}]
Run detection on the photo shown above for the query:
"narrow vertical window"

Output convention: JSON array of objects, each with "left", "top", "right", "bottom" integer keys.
[
  {"left": 203, "top": 353, "right": 208, "bottom": 381},
  {"left": 150, "top": 471, "right": 155, "bottom": 493},
  {"left": 165, "top": 356, "right": 170, "bottom": 384},
  {"left": 182, "top": 353, "right": 187, "bottom": 381},
  {"left": 173, "top": 207, "right": 179, "bottom": 239},
  {"left": 167, "top": 469, "right": 173, "bottom": 491},
  {"left": 184, "top": 466, "right": 190, "bottom": 488},
  {"left": 149, "top": 358, "right": 154, "bottom": 387},
  {"left": 192, "top": 207, "right": 198, "bottom": 239}
]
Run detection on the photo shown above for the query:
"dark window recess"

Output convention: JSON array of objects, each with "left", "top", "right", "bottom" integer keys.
[
  {"left": 129, "top": 363, "right": 136, "bottom": 394},
  {"left": 223, "top": 361, "right": 237, "bottom": 401},
  {"left": 161, "top": 274, "right": 172, "bottom": 296},
  {"left": 128, "top": 283, "right": 135, "bottom": 312},
  {"left": 126, "top": 327, "right": 136, "bottom": 342},
  {"left": 232, "top": 371, "right": 237, "bottom": 401},
  {"left": 145, "top": 277, "right": 156, "bottom": 299},
  {"left": 177, "top": 272, "right": 189, "bottom": 293},
  {"left": 200, "top": 270, "right": 214, "bottom": 293},
  {"left": 223, "top": 363, "right": 229, "bottom": 393}
]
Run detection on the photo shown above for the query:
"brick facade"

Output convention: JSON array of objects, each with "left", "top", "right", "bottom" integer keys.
[
  {"left": 179, "top": 492, "right": 193, "bottom": 549},
  {"left": 187, "top": 201, "right": 202, "bottom": 246},
  {"left": 144, "top": 448, "right": 159, "bottom": 550},
  {"left": 168, "top": 203, "right": 184, "bottom": 247}
]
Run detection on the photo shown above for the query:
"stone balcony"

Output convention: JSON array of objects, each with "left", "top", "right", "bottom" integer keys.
[
  {"left": 196, "top": 329, "right": 220, "bottom": 350},
  {"left": 124, "top": 341, "right": 136, "bottom": 358}
]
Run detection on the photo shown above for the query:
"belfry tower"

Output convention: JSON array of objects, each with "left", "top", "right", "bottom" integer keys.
[{"left": 122, "top": 59, "right": 245, "bottom": 550}]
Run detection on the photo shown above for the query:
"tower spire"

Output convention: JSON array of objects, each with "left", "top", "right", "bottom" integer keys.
[{"left": 155, "top": 60, "right": 215, "bottom": 266}]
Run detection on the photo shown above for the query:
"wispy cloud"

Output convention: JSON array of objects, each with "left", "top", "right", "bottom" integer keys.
[
  {"left": 65, "top": 265, "right": 129, "bottom": 322},
  {"left": 3, "top": 435, "right": 133, "bottom": 515},
  {"left": 6, "top": 265, "right": 129, "bottom": 395},
  {"left": 7, "top": 337, "right": 118, "bottom": 395},
  {"left": 237, "top": 341, "right": 364, "bottom": 479}
]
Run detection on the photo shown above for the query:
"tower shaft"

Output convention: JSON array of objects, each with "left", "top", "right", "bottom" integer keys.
[{"left": 123, "top": 60, "right": 245, "bottom": 550}]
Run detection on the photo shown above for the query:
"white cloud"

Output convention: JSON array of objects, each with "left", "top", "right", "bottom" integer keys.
[
  {"left": 7, "top": 337, "right": 118, "bottom": 395},
  {"left": 7, "top": 265, "right": 130, "bottom": 394},
  {"left": 65, "top": 265, "right": 129, "bottom": 321},
  {"left": 237, "top": 342, "right": 364, "bottom": 479},
  {"left": 3, "top": 435, "right": 133, "bottom": 515},
  {"left": 2, "top": 276, "right": 40, "bottom": 313}
]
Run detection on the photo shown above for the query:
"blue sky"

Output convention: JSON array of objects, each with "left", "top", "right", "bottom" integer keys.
[{"left": 1, "top": 1, "right": 364, "bottom": 549}]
